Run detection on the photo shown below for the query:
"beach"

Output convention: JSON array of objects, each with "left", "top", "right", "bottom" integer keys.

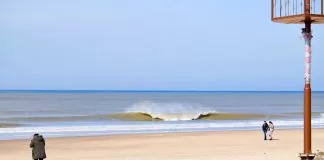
[
  {"left": 1, "top": 91, "right": 324, "bottom": 159},
  {"left": 1, "top": 129, "right": 323, "bottom": 160}
]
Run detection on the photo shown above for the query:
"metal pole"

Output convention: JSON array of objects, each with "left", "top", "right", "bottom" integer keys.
[
  {"left": 303, "top": 1, "right": 312, "bottom": 154},
  {"left": 300, "top": 23, "right": 315, "bottom": 160},
  {"left": 280, "top": 0, "right": 282, "bottom": 16},
  {"left": 299, "top": 26, "right": 315, "bottom": 160},
  {"left": 300, "top": 1, "right": 315, "bottom": 159},
  {"left": 303, "top": 22, "right": 312, "bottom": 154},
  {"left": 321, "top": 0, "right": 324, "bottom": 14},
  {"left": 272, "top": 0, "right": 274, "bottom": 18},
  {"left": 288, "top": 0, "right": 290, "bottom": 15}
]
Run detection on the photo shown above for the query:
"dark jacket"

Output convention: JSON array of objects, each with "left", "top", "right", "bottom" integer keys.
[
  {"left": 30, "top": 135, "right": 47, "bottom": 159},
  {"left": 262, "top": 123, "right": 269, "bottom": 132}
]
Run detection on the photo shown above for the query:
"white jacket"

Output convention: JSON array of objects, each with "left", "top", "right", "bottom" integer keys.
[{"left": 269, "top": 123, "right": 274, "bottom": 132}]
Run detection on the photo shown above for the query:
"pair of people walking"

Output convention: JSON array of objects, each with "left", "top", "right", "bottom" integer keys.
[
  {"left": 30, "top": 133, "right": 47, "bottom": 160},
  {"left": 262, "top": 121, "right": 274, "bottom": 140}
]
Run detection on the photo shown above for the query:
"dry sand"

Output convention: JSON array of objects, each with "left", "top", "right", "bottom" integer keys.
[{"left": 0, "top": 129, "right": 323, "bottom": 160}]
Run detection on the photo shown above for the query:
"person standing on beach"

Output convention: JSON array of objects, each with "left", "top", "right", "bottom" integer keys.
[
  {"left": 268, "top": 121, "right": 275, "bottom": 140},
  {"left": 30, "top": 133, "right": 47, "bottom": 160},
  {"left": 262, "top": 121, "right": 269, "bottom": 140}
]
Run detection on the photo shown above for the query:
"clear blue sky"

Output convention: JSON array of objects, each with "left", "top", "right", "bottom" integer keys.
[{"left": 1, "top": 0, "right": 324, "bottom": 91}]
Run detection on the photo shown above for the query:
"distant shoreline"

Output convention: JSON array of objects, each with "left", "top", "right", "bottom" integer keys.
[
  {"left": 2, "top": 128, "right": 324, "bottom": 141},
  {"left": 1, "top": 90, "right": 324, "bottom": 93},
  {"left": 2, "top": 125, "right": 324, "bottom": 141}
]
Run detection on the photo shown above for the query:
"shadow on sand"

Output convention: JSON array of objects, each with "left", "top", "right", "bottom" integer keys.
[{"left": 269, "top": 138, "right": 279, "bottom": 141}]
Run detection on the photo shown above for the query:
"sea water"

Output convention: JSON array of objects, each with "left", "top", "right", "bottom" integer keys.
[{"left": 0, "top": 91, "right": 323, "bottom": 140}]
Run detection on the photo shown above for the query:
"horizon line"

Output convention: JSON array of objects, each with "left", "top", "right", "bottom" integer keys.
[{"left": 0, "top": 90, "right": 324, "bottom": 92}]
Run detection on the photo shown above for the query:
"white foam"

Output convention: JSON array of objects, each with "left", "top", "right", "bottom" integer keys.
[
  {"left": 1, "top": 118, "right": 324, "bottom": 135},
  {"left": 125, "top": 101, "right": 217, "bottom": 121}
]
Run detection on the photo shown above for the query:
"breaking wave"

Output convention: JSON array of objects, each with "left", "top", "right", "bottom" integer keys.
[
  {"left": 0, "top": 112, "right": 274, "bottom": 122},
  {"left": 0, "top": 101, "right": 283, "bottom": 122},
  {"left": 124, "top": 101, "right": 216, "bottom": 121},
  {"left": 110, "top": 101, "right": 271, "bottom": 121},
  {"left": 104, "top": 112, "right": 269, "bottom": 121}
]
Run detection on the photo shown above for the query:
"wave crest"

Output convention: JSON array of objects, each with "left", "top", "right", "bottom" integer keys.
[
  {"left": 0, "top": 112, "right": 271, "bottom": 122},
  {"left": 106, "top": 112, "right": 268, "bottom": 121},
  {"left": 124, "top": 101, "right": 217, "bottom": 121}
]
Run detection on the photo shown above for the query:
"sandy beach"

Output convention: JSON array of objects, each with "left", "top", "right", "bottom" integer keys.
[{"left": 0, "top": 129, "right": 323, "bottom": 160}]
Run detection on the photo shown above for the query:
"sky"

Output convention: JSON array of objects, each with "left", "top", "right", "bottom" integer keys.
[{"left": 1, "top": 0, "right": 324, "bottom": 91}]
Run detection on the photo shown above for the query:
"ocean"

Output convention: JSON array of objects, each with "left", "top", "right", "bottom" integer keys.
[{"left": 0, "top": 91, "right": 324, "bottom": 140}]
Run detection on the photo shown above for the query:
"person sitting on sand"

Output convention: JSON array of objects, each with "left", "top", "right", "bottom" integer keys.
[
  {"left": 262, "top": 121, "right": 269, "bottom": 140},
  {"left": 268, "top": 121, "right": 275, "bottom": 140},
  {"left": 30, "top": 133, "right": 47, "bottom": 160}
]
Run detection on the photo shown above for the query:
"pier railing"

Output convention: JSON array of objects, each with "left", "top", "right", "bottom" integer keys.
[{"left": 271, "top": 0, "right": 324, "bottom": 23}]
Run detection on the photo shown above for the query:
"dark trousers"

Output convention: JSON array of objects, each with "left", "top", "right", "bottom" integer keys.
[{"left": 263, "top": 130, "right": 267, "bottom": 140}]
